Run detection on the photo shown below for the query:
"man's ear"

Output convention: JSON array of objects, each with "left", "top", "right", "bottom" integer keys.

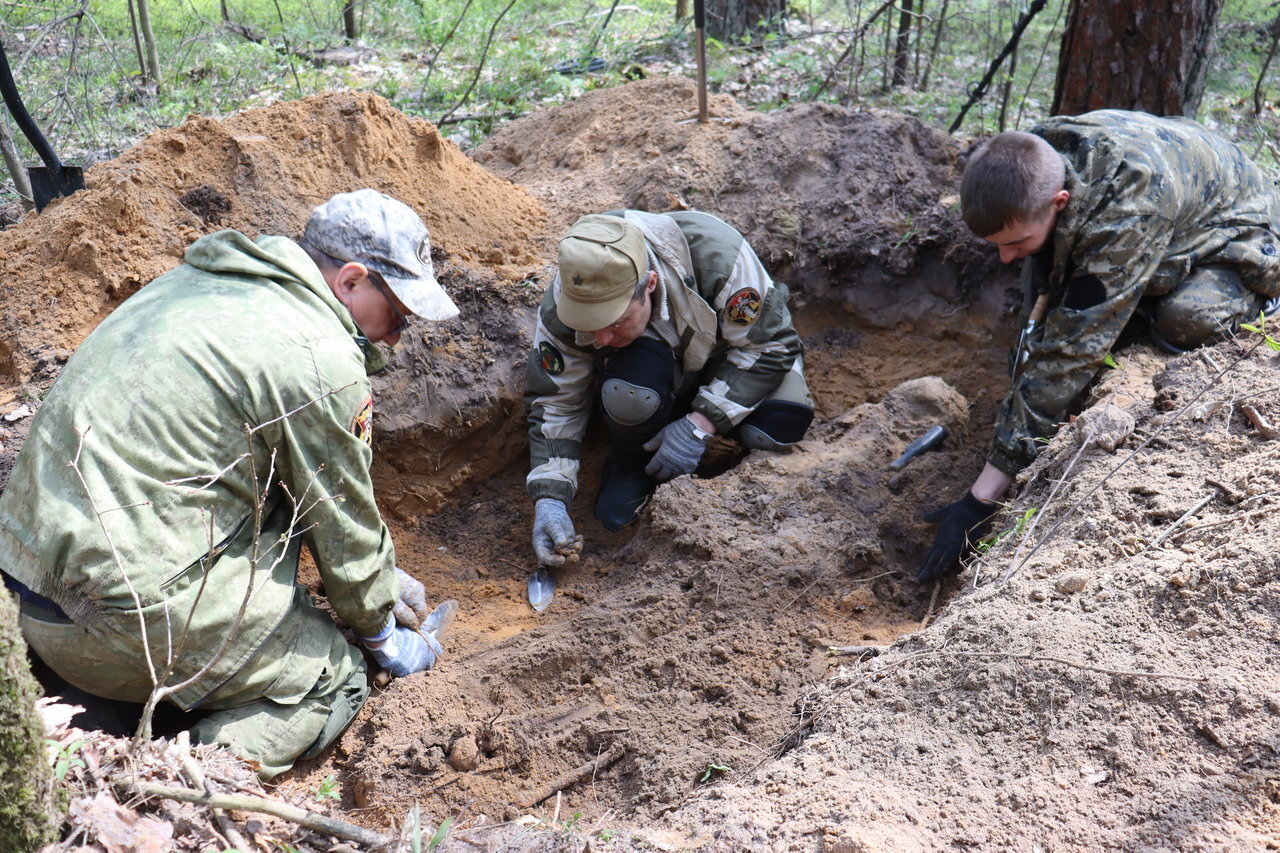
[
  {"left": 330, "top": 261, "right": 369, "bottom": 307},
  {"left": 1050, "top": 189, "right": 1070, "bottom": 212},
  {"left": 643, "top": 270, "right": 658, "bottom": 295}
]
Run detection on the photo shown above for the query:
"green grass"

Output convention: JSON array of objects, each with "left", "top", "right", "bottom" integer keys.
[{"left": 2, "top": 0, "right": 1279, "bottom": 199}]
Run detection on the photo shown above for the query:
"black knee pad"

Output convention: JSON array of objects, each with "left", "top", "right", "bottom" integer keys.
[
  {"left": 738, "top": 400, "right": 814, "bottom": 450},
  {"left": 600, "top": 337, "right": 677, "bottom": 439}
]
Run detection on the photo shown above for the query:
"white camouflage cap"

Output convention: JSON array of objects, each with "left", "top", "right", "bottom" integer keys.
[{"left": 305, "top": 189, "right": 460, "bottom": 321}]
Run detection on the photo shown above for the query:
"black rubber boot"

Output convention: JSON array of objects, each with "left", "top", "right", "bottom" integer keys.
[{"left": 594, "top": 440, "right": 653, "bottom": 531}]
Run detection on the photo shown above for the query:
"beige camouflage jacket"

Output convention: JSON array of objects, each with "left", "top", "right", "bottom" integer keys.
[{"left": 525, "top": 210, "right": 803, "bottom": 504}]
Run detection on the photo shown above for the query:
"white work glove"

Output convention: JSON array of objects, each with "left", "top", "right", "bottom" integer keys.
[
  {"left": 643, "top": 415, "right": 709, "bottom": 481},
  {"left": 360, "top": 614, "right": 443, "bottom": 678},
  {"left": 532, "top": 498, "right": 582, "bottom": 567},
  {"left": 392, "top": 566, "right": 428, "bottom": 629}
]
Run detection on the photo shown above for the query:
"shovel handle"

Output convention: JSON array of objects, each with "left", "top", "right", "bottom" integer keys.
[{"left": 0, "top": 40, "right": 66, "bottom": 175}]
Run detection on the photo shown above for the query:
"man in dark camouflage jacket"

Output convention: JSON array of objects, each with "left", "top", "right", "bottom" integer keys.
[
  {"left": 525, "top": 211, "right": 814, "bottom": 565},
  {"left": 919, "top": 109, "right": 1280, "bottom": 581}
]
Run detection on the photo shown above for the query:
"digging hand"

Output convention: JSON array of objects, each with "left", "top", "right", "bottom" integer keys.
[
  {"left": 917, "top": 491, "right": 998, "bottom": 581},
  {"left": 360, "top": 614, "right": 444, "bottom": 678},
  {"left": 392, "top": 566, "right": 429, "bottom": 629},
  {"left": 643, "top": 415, "right": 709, "bottom": 481},
  {"left": 532, "top": 498, "right": 582, "bottom": 567}
]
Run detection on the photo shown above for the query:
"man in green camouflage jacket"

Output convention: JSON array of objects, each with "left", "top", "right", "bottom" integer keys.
[
  {"left": 0, "top": 190, "right": 458, "bottom": 777},
  {"left": 919, "top": 109, "right": 1280, "bottom": 581},
  {"left": 526, "top": 210, "right": 814, "bottom": 564}
]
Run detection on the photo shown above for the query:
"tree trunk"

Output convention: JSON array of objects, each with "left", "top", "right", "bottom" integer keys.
[
  {"left": 1052, "top": 0, "right": 1223, "bottom": 116},
  {"left": 0, "top": 118, "right": 34, "bottom": 209},
  {"left": 676, "top": 0, "right": 690, "bottom": 22},
  {"left": 892, "top": 0, "right": 913, "bottom": 87},
  {"left": 0, "top": 591, "right": 59, "bottom": 850},
  {"left": 704, "top": 0, "right": 786, "bottom": 42},
  {"left": 342, "top": 0, "right": 360, "bottom": 40},
  {"left": 135, "top": 0, "right": 163, "bottom": 90}
]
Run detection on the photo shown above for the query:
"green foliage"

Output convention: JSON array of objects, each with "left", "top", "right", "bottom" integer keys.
[
  {"left": 1103, "top": 352, "right": 1119, "bottom": 369},
  {"left": 698, "top": 761, "right": 732, "bottom": 783},
  {"left": 975, "top": 507, "right": 1037, "bottom": 555},
  {"left": 312, "top": 773, "right": 340, "bottom": 801},
  {"left": 49, "top": 739, "right": 86, "bottom": 782},
  {"left": 3, "top": 0, "right": 1280, "bottom": 202},
  {"left": 428, "top": 815, "right": 453, "bottom": 850},
  {"left": 1242, "top": 312, "right": 1280, "bottom": 350}
]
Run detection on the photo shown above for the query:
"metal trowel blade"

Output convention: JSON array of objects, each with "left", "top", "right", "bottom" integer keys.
[{"left": 528, "top": 567, "right": 555, "bottom": 613}]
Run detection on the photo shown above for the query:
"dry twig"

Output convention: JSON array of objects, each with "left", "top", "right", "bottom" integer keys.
[
  {"left": 1150, "top": 491, "right": 1216, "bottom": 548},
  {"left": 123, "top": 780, "right": 393, "bottom": 848},
  {"left": 516, "top": 744, "right": 625, "bottom": 809}
]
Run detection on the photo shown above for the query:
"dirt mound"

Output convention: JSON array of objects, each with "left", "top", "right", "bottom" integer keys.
[
  {"left": 653, "top": 338, "right": 1280, "bottom": 850},
  {"left": 475, "top": 77, "right": 1000, "bottom": 310},
  {"left": 0, "top": 91, "right": 546, "bottom": 384}
]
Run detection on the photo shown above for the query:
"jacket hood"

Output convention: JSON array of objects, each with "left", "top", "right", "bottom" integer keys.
[{"left": 184, "top": 229, "right": 387, "bottom": 373}]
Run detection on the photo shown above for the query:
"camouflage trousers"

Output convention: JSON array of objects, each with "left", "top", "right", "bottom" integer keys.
[
  {"left": 1150, "top": 265, "right": 1270, "bottom": 351},
  {"left": 20, "top": 586, "right": 367, "bottom": 779}
]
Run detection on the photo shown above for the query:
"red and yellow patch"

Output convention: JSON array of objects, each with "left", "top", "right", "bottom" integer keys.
[
  {"left": 538, "top": 341, "right": 565, "bottom": 376},
  {"left": 351, "top": 395, "right": 374, "bottom": 446},
  {"left": 724, "top": 287, "right": 762, "bottom": 326}
]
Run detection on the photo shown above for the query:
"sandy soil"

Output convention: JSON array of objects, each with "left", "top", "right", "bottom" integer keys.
[{"left": 8, "top": 79, "right": 1279, "bottom": 853}]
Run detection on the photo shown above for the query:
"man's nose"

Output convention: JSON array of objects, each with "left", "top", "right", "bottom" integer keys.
[
  {"left": 593, "top": 330, "right": 612, "bottom": 347},
  {"left": 999, "top": 246, "right": 1020, "bottom": 264}
]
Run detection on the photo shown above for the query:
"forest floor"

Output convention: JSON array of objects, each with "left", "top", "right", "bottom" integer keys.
[{"left": 5, "top": 78, "right": 1280, "bottom": 852}]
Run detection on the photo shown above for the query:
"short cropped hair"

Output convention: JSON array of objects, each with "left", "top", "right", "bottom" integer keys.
[
  {"left": 296, "top": 238, "right": 346, "bottom": 277},
  {"left": 960, "top": 131, "right": 1066, "bottom": 238}
]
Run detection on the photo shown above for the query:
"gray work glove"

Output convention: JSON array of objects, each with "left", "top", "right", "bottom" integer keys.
[
  {"left": 643, "top": 415, "right": 709, "bottom": 481},
  {"left": 392, "top": 566, "right": 428, "bottom": 629},
  {"left": 532, "top": 498, "right": 582, "bottom": 567},
  {"left": 360, "top": 614, "right": 444, "bottom": 678}
]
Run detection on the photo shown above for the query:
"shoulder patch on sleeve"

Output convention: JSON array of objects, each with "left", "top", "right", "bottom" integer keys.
[
  {"left": 724, "top": 287, "right": 762, "bottom": 326},
  {"left": 351, "top": 395, "right": 373, "bottom": 446},
  {"left": 538, "top": 341, "right": 565, "bottom": 375}
]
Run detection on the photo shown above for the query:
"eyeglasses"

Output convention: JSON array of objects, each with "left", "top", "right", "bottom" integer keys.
[{"left": 367, "top": 269, "right": 412, "bottom": 335}]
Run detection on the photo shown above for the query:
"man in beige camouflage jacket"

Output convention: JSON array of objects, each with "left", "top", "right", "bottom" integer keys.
[{"left": 525, "top": 211, "right": 814, "bottom": 565}]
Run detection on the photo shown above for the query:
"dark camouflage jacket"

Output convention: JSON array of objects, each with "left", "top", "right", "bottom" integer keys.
[{"left": 992, "top": 110, "right": 1280, "bottom": 474}]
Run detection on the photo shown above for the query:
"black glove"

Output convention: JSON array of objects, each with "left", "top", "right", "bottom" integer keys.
[{"left": 917, "top": 492, "right": 998, "bottom": 581}]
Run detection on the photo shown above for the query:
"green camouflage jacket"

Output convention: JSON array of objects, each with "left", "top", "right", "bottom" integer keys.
[
  {"left": 0, "top": 230, "right": 397, "bottom": 709},
  {"left": 525, "top": 210, "right": 803, "bottom": 504},
  {"left": 992, "top": 109, "right": 1280, "bottom": 474}
]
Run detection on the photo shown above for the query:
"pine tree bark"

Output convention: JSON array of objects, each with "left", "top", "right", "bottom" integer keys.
[
  {"left": 1052, "top": 0, "right": 1223, "bottom": 116},
  {"left": 0, "top": 591, "right": 59, "bottom": 850},
  {"left": 704, "top": 0, "right": 786, "bottom": 42}
]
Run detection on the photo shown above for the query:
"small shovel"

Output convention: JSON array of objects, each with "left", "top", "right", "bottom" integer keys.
[
  {"left": 527, "top": 567, "right": 555, "bottom": 613},
  {"left": 0, "top": 40, "right": 84, "bottom": 211}
]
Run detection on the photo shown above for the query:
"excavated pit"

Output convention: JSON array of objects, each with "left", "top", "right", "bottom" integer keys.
[
  {"left": 0, "top": 80, "right": 1037, "bottom": 839},
  {"left": 280, "top": 268, "right": 1019, "bottom": 827}
]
